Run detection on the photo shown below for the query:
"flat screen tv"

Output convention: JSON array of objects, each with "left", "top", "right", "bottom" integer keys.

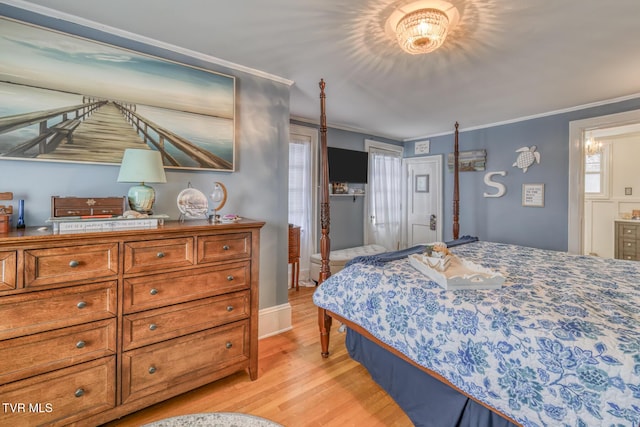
[{"left": 328, "top": 147, "right": 368, "bottom": 183}]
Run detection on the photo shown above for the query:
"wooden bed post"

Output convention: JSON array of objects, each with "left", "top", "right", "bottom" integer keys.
[
  {"left": 318, "top": 79, "right": 333, "bottom": 357},
  {"left": 318, "top": 79, "right": 331, "bottom": 286},
  {"left": 453, "top": 122, "right": 460, "bottom": 240}
]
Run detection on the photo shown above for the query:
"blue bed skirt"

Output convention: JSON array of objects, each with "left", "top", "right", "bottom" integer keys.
[{"left": 346, "top": 329, "right": 518, "bottom": 427}]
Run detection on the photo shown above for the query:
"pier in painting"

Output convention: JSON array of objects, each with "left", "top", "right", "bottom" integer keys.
[{"left": 0, "top": 98, "right": 232, "bottom": 169}]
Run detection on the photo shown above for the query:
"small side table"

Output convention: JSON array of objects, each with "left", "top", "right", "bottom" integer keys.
[{"left": 288, "top": 225, "right": 301, "bottom": 290}]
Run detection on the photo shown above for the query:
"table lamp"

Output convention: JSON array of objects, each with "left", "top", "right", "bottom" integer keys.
[{"left": 117, "top": 149, "right": 167, "bottom": 214}]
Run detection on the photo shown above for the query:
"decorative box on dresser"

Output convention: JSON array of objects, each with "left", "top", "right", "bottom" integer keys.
[
  {"left": 0, "top": 219, "right": 264, "bottom": 426},
  {"left": 615, "top": 219, "right": 640, "bottom": 260}
]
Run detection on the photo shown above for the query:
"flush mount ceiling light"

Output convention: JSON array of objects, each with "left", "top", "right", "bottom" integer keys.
[{"left": 385, "top": 0, "right": 459, "bottom": 54}]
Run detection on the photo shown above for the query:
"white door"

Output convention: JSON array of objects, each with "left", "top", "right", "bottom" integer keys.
[
  {"left": 364, "top": 140, "right": 403, "bottom": 250},
  {"left": 404, "top": 156, "right": 443, "bottom": 247}
]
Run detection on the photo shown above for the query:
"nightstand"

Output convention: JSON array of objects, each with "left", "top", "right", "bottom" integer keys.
[{"left": 288, "top": 225, "right": 300, "bottom": 290}]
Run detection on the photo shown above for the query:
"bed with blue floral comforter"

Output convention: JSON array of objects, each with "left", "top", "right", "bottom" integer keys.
[{"left": 313, "top": 241, "right": 640, "bottom": 426}]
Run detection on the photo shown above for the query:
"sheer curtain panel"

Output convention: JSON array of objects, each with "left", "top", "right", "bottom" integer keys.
[
  {"left": 368, "top": 148, "right": 402, "bottom": 250},
  {"left": 288, "top": 137, "right": 313, "bottom": 280}
]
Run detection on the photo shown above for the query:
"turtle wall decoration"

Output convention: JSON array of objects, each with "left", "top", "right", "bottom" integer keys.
[{"left": 512, "top": 145, "right": 540, "bottom": 173}]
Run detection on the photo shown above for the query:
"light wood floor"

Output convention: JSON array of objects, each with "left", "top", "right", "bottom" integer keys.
[{"left": 104, "top": 286, "right": 412, "bottom": 427}]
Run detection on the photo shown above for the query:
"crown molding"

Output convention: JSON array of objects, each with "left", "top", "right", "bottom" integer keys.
[
  {"left": 406, "top": 92, "right": 640, "bottom": 141},
  {"left": 290, "top": 115, "right": 402, "bottom": 143}
]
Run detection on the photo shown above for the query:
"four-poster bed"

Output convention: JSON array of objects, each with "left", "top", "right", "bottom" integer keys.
[{"left": 313, "top": 80, "right": 640, "bottom": 426}]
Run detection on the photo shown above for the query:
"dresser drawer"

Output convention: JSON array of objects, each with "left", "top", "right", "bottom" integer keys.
[
  {"left": 0, "top": 250, "right": 16, "bottom": 291},
  {"left": 197, "top": 232, "right": 251, "bottom": 264},
  {"left": 619, "top": 224, "right": 638, "bottom": 239},
  {"left": 0, "top": 356, "right": 115, "bottom": 426},
  {"left": 122, "top": 291, "right": 249, "bottom": 350},
  {"left": 0, "top": 281, "right": 117, "bottom": 340},
  {"left": 620, "top": 250, "right": 638, "bottom": 261},
  {"left": 621, "top": 239, "right": 637, "bottom": 253},
  {"left": 121, "top": 321, "right": 249, "bottom": 403},
  {"left": 123, "top": 262, "right": 249, "bottom": 313},
  {"left": 0, "top": 319, "right": 116, "bottom": 385},
  {"left": 124, "top": 237, "right": 194, "bottom": 274},
  {"left": 24, "top": 243, "right": 118, "bottom": 287}
]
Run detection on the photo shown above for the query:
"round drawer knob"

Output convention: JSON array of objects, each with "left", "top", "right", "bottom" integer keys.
[
  {"left": 69, "top": 260, "right": 80, "bottom": 268},
  {"left": 76, "top": 340, "right": 86, "bottom": 349},
  {"left": 226, "top": 305, "right": 234, "bottom": 312},
  {"left": 76, "top": 301, "right": 87, "bottom": 309},
  {"left": 148, "top": 366, "right": 157, "bottom": 374},
  {"left": 223, "top": 245, "right": 230, "bottom": 251},
  {"left": 627, "top": 243, "right": 632, "bottom": 247},
  {"left": 150, "top": 288, "right": 159, "bottom": 295},
  {"left": 149, "top": 323, "right": 157, "bottom": 331},
  {"left": 225, "top": 342, "right": 233, "bottom": 349},
  {"left": 75, "top": 388, "right": 85, "bottom": 398},
  {"left": 227, "top": 275, "right": 234, "bottom": 281},
  {"left": 156, "top": 252, "right": 165, "bottom": 258}
]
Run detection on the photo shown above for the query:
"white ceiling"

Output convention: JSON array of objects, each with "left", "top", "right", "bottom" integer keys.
[{"left": 7, "top": 0, "right": 640, "bottom": 140}]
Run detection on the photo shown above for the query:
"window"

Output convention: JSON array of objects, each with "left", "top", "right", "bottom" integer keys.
[
  {"left": 584, "top": 153, "right": 602, "bottom": 194},
  {"left": 584, "top": 143, "right": 609, "bottom": 198}
]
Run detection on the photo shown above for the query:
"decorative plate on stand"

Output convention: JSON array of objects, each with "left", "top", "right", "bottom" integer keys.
[{"left": 177, "top": 186, "right": 208, "bottom": 220}]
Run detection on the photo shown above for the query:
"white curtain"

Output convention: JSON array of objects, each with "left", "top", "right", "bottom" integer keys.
[
  {"left": 368, "top": 148, "right": 402, "bottom": 250},
  {"left": 288, "top": 138, "right": 312, "bottom": 277}
]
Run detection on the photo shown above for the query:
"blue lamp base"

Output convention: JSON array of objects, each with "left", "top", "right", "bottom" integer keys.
[{"left": 127, "top": 183, "right": 156, "bottom": 214}]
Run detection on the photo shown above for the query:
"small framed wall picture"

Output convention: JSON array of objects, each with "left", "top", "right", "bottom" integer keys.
[
  {"left": 415, "top": 175, "right": 429, "bottom": 192},
  {"left": 522, "top": 183, "right": 545, "bottom": 207},
  {"left": 414, "top": 140, "right": 430, "bottom": 155}
]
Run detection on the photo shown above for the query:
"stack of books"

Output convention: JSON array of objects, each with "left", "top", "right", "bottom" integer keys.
[{"left": 47, "top": 215, "right": 169, "bottom": 233}]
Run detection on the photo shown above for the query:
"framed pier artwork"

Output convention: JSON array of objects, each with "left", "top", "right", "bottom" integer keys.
[{"left": 0, "top": 17, "right": 236, "bottom": 172}]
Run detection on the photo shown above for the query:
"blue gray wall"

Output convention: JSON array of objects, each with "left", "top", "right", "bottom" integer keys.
[
  {"left": 0, "top": 5, "right": 291, "bottom": 309},
  {"left": 405, "top": 98, "right": 640, "bottom": 251}
]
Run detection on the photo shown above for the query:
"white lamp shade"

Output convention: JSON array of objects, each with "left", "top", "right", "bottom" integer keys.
[{"left": 117, "top": 149, "right": 167, "bottom": 184}]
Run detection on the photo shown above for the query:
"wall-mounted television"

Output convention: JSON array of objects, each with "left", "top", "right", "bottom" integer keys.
[{"left": 327, "top": 147, "right": 368, "bottom": 183}]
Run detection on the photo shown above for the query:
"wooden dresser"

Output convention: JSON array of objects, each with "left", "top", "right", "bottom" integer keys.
[
  {"left": 0, "top": 219, "right": 264, "bottom": 426},
  {"left": 615, "top": 220, "right": 640, "bottom": 260}
]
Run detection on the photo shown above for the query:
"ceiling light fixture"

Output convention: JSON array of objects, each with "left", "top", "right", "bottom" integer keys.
[
  {"left": 386, "top": 0, "right": 459, "bottom": 55},
  {"left": 585, "top": 133, "right": 602, "bottom": 156}
]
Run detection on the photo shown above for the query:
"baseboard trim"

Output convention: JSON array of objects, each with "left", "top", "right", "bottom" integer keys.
[{"left": 258, "top": 302, "right": 292, "bottom": 339}]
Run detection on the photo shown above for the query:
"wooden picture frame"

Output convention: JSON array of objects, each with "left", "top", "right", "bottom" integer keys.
[
  {"left": 0, "top": 17, "right": 236, "bottom": 171},
  {"left": 447, "top": 149, "right": 486, "bottom": 172},
  {"left": 522, "top": 183, "right": 545, "bottom": 207}
]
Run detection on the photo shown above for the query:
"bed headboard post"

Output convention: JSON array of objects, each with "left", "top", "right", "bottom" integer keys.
[
  {"left": 453, "top": 121, "right": 460, "bottom": 240},
  {"left": 318, "top": 79, "right": 331, "bottom": 284}
]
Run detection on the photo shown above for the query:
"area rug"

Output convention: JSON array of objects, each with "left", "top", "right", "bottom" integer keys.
[{"left": 142, "top": 412, "right": 283, "bottom": 427}]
